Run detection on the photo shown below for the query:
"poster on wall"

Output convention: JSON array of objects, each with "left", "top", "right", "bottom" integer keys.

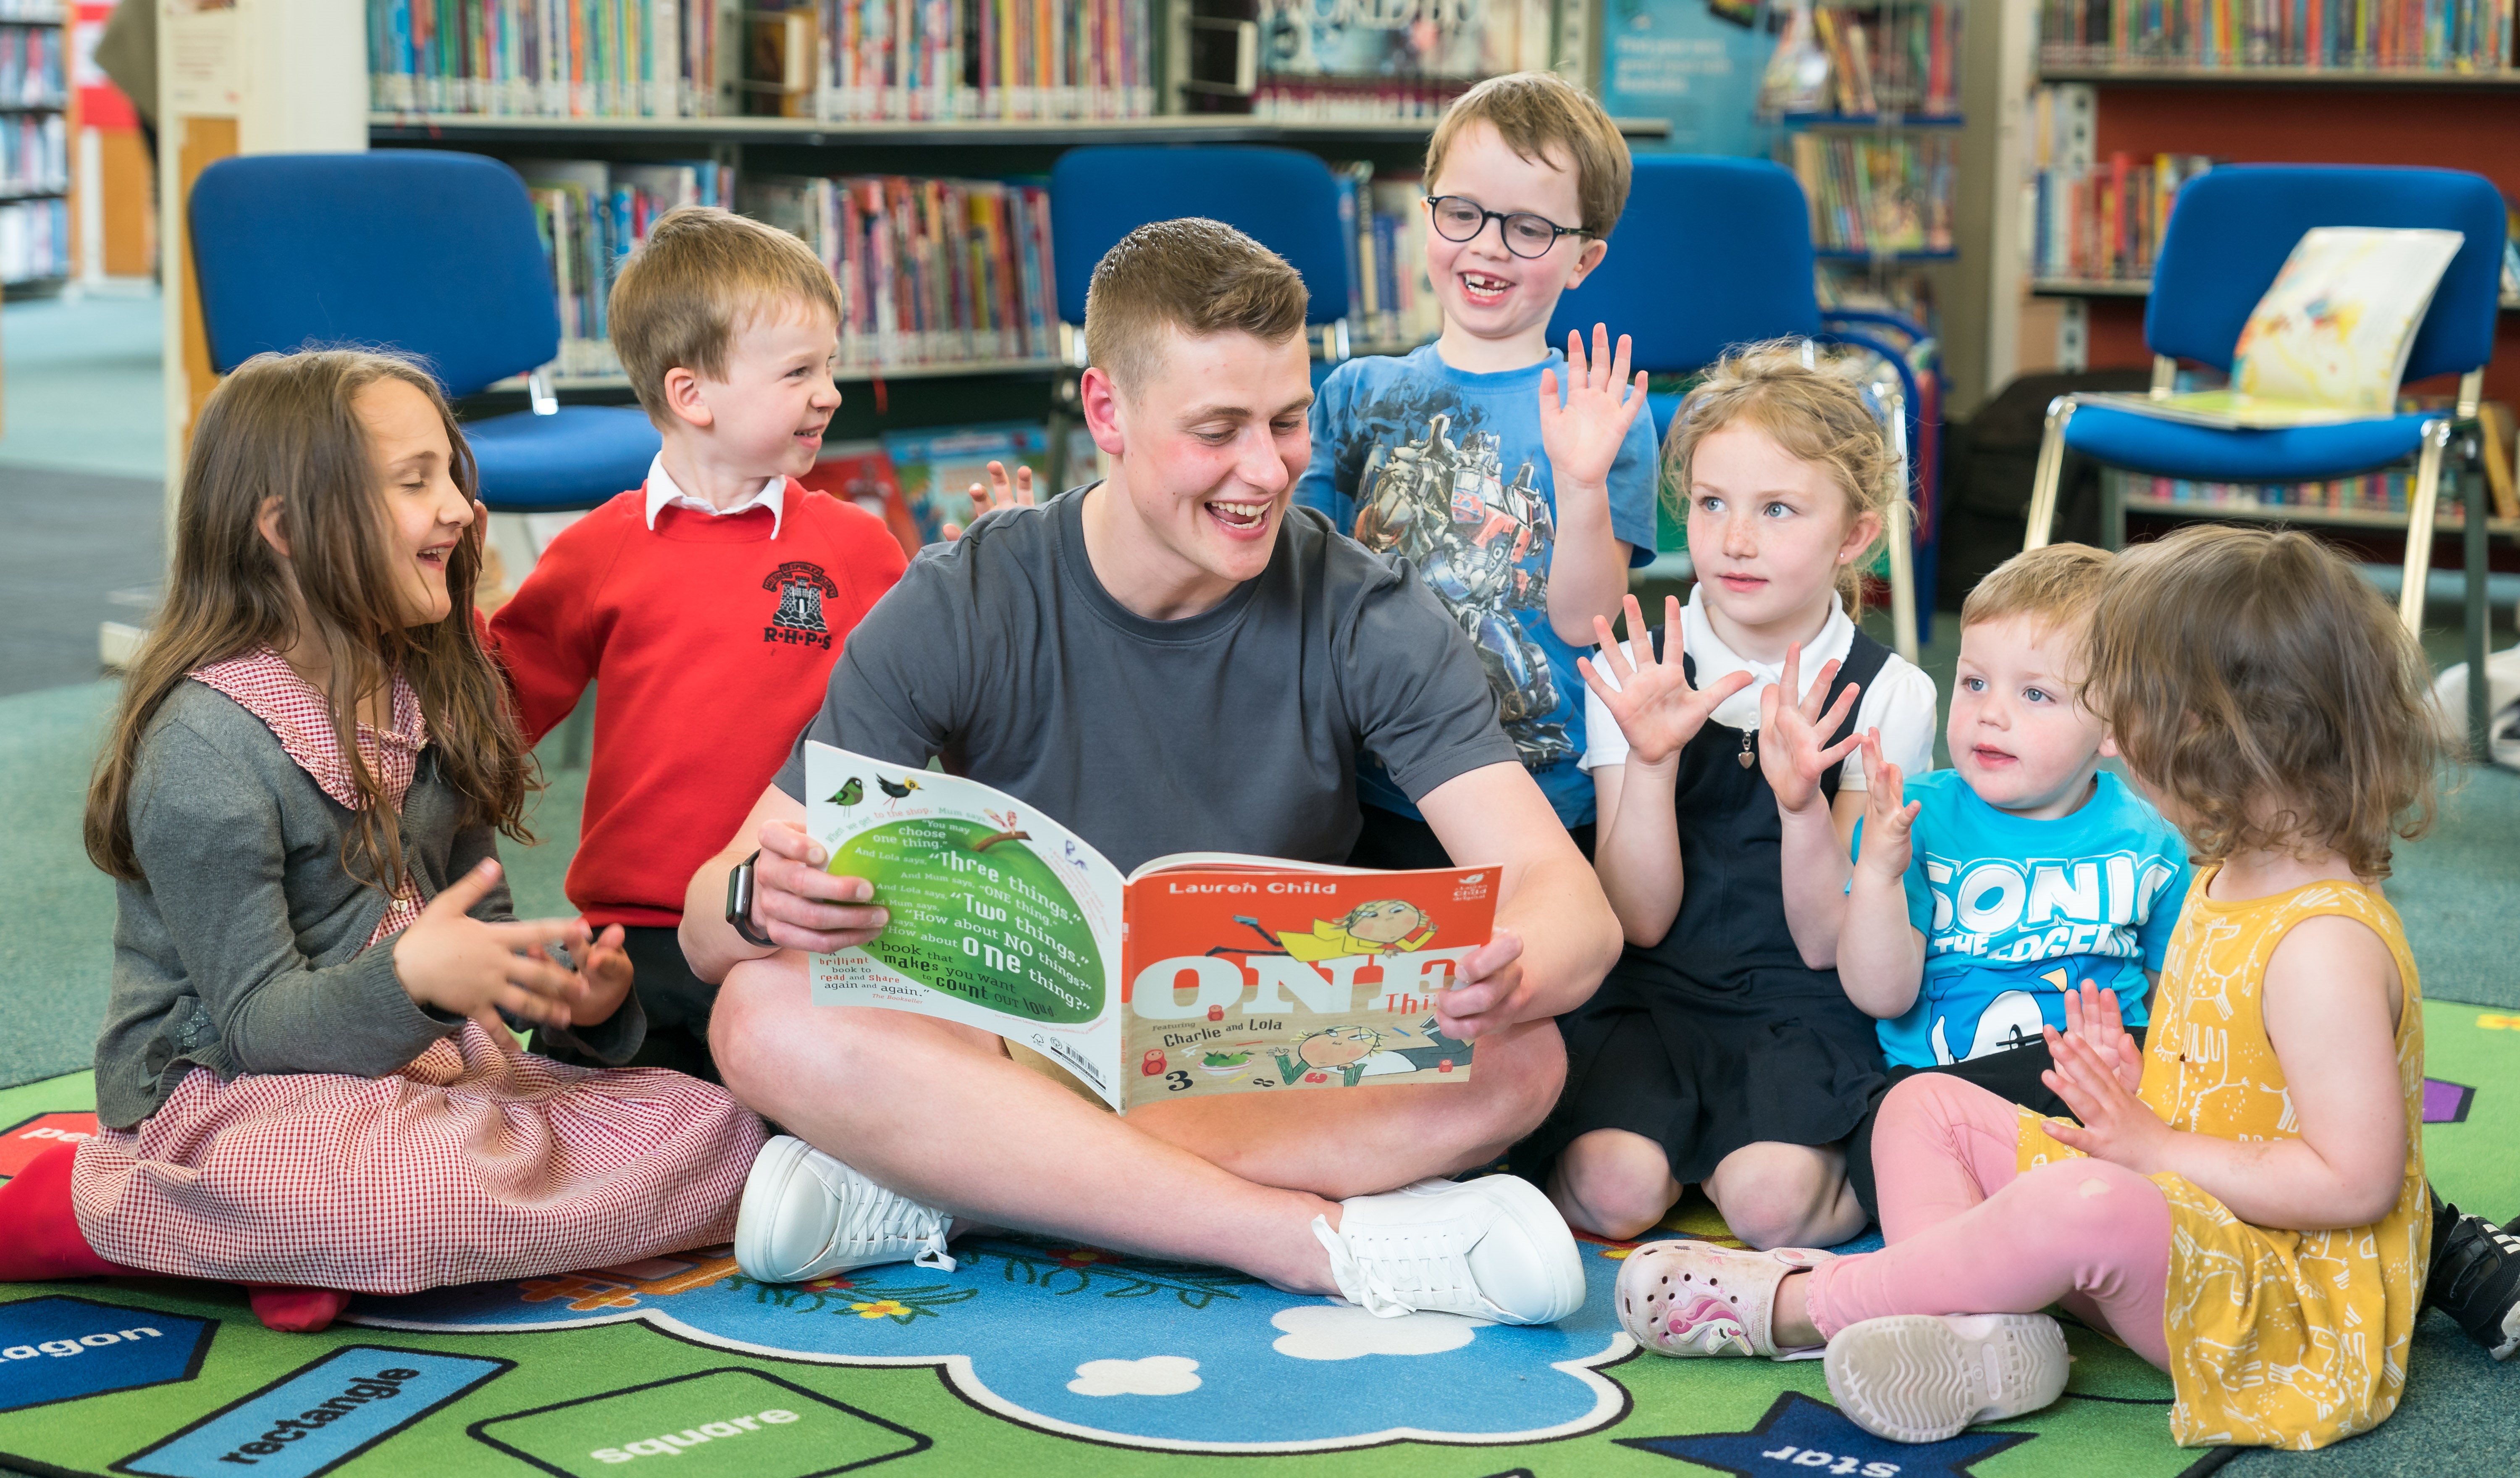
[{"left": 1598, "top": 0, "right": 1768, "bottom": 158}]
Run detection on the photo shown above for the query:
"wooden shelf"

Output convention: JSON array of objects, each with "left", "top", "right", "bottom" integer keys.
[
  {"left": 2121, "top": 494, "right": 2520, "bottom": 535},
  {"left": 2031, "top": 277, "right": 2520, "bottom": 311},
  {"left": 494, "top": 356, "right": 1074, "bottom": 394},
  {"left": 370, "top": 113, "right": 1672, "bottom": 145},
  {"left": 2040, "top": 64, "right": 2520, "bottom": 88}
]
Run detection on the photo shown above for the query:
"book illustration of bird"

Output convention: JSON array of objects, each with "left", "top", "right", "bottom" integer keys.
[
  {"left": 828, "top": 777, "right": 864, "bottom": 806},
  {"left": 972, "top": 807, "right": 1032, "bottom": 853},
  {"left": 877, "top": 774, "right": 921, "bottom": 799}
]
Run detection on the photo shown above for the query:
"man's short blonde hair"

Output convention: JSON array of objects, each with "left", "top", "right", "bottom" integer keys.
[
  {"left": 1961, "top": 543, "right": 2114, "bottom": 635},
  {"left": 1425, "top": 71, "right": 1632, "bottom": 237},
  {"left": 1082, "top": 218, "right": 1308, "bottom": 398},
  {"left": 609, "top": 205, "right": 841, "bottom": 423}
]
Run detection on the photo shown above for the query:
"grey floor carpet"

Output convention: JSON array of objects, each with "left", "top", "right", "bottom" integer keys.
[{"left": 0, "top": 466, "right": 168, "bottom": 697}]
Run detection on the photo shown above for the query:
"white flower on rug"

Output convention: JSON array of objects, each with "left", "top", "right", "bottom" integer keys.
[
  {"left": 1067, "top": 1355, "right": 1202, "bottom": 1396},
  {"left": 1270, "top": 1302, "right": 1491, "bottom": 1360}
]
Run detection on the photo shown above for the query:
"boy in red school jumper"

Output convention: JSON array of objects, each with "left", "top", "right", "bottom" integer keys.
[{"left": 489, "top": 205, "right": 906, "bottom": 1080}]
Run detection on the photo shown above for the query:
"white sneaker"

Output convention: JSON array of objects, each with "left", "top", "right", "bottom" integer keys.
[
  {"left": 733, "top": 1135, "right": 957, "bottom": 1284},
  {"left": 1315, "top": 1175, "right": 1585, "bottom": 1325},
  {"left": 1823, "top": 1313, "right": 2071, "bottom": 1444}
]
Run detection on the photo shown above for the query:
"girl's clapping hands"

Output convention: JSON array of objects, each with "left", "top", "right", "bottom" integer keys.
[
  {"left": 1756, "top": 642, "right": 1863, "bottom": 816},
  {"left": 393, "top": 860, "right": 609, "bottom": 1041},
  {"left": 2040, "top": 985, "right": 2168, "bottom": 1171},
  {"left": 1578, "top": 594, "right": 1755, "bottom": 767}
]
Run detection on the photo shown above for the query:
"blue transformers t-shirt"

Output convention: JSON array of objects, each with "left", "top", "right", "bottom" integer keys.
[
  {"left": 1294, "top": 344, "right": 1660, "bottom": 827},
  {"left": 1856, "top": 769, "right": 2193, "bottom": 1068}
]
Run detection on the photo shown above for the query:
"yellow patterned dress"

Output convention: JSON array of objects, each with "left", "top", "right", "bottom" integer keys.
[{"left": 2016, "top": 871, "right": 2428, "bottom": 1450}]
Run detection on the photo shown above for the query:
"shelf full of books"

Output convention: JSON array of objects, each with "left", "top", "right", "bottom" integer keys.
[
  {"left": 2110, "top": 470, "right": 2515, "bottom": 530},
  {"left": 1787, "top": 130, "right": 1956, "bottom": 258},
  {"left": 514, "top": 158, "right": 731, "bottom": 375},
  {"left": 2027, "top": 151, "right": 2211, "bottom": 286},
  {"left": 1249, "top": 0, "right": 1554, "bottom": 122},
  {"left": 1335, "top": 163, "right": 1441, "bottom": 352},
  {"left": 1763, "top": 0, "right": 1965, "bottom": 122},
  {"left": 368, "top": 0, "right": 725, "bottom": 116},
  {"left": 0, "top": 105, "right": 63, "bottom": 197},
  {"left": 747, "top": 173, "right": 1062, "bottom": 371},
  {"left": 794, "top": 0, "right": 1154, "bottom": 123},
  {"left": 2037, "top": 0, "right": 2514, "bottom": 72}
]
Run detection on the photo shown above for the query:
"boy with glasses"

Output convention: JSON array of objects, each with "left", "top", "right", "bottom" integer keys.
[{"left": 1296, "top": 71, "right": 1659, "bottom": 866}]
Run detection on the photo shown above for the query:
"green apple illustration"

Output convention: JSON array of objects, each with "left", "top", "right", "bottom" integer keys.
[{"left": 827, "top": 819, "right": 1103, "bottom": 1023}]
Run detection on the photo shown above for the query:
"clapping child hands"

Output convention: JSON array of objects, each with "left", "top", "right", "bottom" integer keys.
[
  {"left": 1756, "top": 642, "right": 1863, "bottom": 816},
  {"left": 1576, "top": 594, "right": 1756, "bottom": 769},
  {"left": 392, "top": 859, "right": 598, "bottom": 1046},
  {"left": 2040, "top": 982, "right": 2170, "bottom": 1172},
  {"left": 1537, "top": 323, "right": 1651, "bottom": 494},
  {"left": 942, "top": 459, "right": 1035, "bottom": 540},
  {"left": 1852, "top": 730, "right": 1921, "bottom": 882}
]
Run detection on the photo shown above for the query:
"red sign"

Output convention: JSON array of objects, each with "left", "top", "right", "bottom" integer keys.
[
  {"left": 74, "top": 1, "right": 141, "bottom": 133},
  {"left": 0, "top": 1113, "right": 102, "bottom": 1178}
]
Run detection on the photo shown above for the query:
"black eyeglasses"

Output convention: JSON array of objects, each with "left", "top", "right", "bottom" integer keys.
[{"left": 1423, "top": 195, "right": 1590, "bottom": 258}]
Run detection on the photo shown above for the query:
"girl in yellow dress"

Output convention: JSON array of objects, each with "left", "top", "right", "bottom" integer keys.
[{"left": 1610, "top": 524, "right": 2441, "bottom": 1449}]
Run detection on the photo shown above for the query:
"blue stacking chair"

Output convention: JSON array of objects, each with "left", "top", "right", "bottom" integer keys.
[
  {"left": 1050, "top": 144, "right": 1355, "bottom": 362},
  {"left": 189, "top": 151, "right": 661, "bottom": 512},
  {"left": 2020, "top": 164, "right": 2505, "bottom": 648},
  {"left": 1547, "top": 155, "right": 1937, "bottom": 659}
]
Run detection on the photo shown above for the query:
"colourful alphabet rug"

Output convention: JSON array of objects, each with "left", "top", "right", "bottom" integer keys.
[{"left": 3, "top": 1000, "right": 2516, "bottom": 1478}]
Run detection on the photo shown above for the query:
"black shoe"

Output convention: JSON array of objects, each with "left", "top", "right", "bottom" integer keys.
[{"left": 2426, "top": 1202, "right": 2520, "bottom": 1361}]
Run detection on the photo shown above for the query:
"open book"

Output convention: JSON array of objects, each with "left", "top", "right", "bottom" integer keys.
[
  {"left": 2086, "top": 226, "right": 2465, "bottom": 430},
  {"left": 803, "top": 742, "right": 1496, "bottom": 1112}
]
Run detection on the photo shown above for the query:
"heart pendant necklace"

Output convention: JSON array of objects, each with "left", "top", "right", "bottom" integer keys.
[{"left": 1737, "top": 731, "right": 1755, "bottom": 769}]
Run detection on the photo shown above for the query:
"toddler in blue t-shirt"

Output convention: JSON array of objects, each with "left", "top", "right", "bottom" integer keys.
[
  {"left": 1295, "top": 74, "right": 1659, "bottom": 860},
  {"left": 1788, "top": 543, "right": 2192, "bottom": 1217}
]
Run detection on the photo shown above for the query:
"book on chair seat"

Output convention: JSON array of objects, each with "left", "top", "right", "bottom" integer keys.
[
  {"left": 801, "top": 742, "right": 1494, "bottom": 1112},
  {"left": 2084, "top": 226, "right": 2466, "bottom": 431}
]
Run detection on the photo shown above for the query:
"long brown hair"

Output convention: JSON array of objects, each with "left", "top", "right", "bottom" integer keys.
[
  {"left": 2082, "top": 524, "right": 2439, "bottom": 879},
  {"left": 85, "top": 349, "right": 536, "bottom": 890}
]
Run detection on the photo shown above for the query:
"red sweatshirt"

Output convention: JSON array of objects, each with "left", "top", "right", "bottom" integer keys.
[{"left": 488, "top": 481, "right": 908, "bottom": 928}]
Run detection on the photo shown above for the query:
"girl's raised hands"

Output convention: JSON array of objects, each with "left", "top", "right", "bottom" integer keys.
[
  {"left": 1853, "top": 730, "right": 1921, "bottom": 879},
  {"left": 392, "top": 859, "right": 593, "bottom": 1043},
  {"left": 1578, "top": 594, "right": 1755, "bottom": 767},
  {"left": 2040, "top": 1013, "right": 2172, "bottom": 1171},
  {"left": 942, "top": 459, "right": 1035, "bottom": 540},
  {"left": 1537, "top": 323, "right": 1651, "bottom": 492},
  {"left": 2053, "top": 980, "right": 2145, "bottom": 1095},
  {"left": 1757, "top": 642, "right": 1863, "bottom": 815}
]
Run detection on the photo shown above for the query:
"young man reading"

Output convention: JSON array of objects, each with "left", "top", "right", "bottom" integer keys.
[{"left": 682, "top": 220, "right": 1626, "bottom": 1325}]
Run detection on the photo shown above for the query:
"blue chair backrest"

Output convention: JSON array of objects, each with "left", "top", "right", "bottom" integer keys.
[
  {"left": 1546, "top": 155, "right": 1820, "bottom": 375},
  {"left": 1050, "top": 145, "right": 1351, "bottom": 328},
  {"left": 190, "top": 151, "right": 562, "bottom": 398},
  {"left": 2149, "top": 164, "right": 2506, "bottom": 381}
]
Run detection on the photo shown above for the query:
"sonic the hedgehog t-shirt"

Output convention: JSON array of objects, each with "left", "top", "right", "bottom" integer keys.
[
  {"left": 1295, "top": 344, "right": 1660, "bottom": 828},
  {"left": 1858, "top": 768, "right": 2193, "bottom": 1069}
]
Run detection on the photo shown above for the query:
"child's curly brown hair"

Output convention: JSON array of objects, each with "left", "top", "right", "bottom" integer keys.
[{"left": 2082, "top": 524, "right": 2441, "bottom": 879}]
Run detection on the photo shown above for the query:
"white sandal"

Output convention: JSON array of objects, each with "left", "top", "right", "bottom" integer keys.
[{"left": 1614, "top": 1239, "right": 1834, "bottom": 1359}]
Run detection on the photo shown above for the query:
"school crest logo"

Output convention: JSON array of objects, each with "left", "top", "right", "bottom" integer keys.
[{"left": 763, "top": 561, "right": 838, "bottom": 650}]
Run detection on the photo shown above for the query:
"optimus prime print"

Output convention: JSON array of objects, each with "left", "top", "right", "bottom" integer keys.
[{"left": 1352, "top": 412, "right": 1572, "bottom": 770}]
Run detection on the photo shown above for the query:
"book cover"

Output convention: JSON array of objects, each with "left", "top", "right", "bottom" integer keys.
[
  {"left": 803, "top": 742, "right": 1494, "bottom": 1111},
  {"left": 880, "top": 420, "right": 1054, "bottom": 543},
  {"left": 2231, "top": 226, "right": 2466, "bottom": 415}
]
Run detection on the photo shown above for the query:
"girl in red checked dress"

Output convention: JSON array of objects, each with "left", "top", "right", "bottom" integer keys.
[{"left": 0, "top": 349, "right": 771, "bottom": 1331}]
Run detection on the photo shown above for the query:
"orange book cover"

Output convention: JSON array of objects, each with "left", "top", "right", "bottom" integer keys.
[{"left": 802, "top": 742, "right": 1497, "bottom": 1111}]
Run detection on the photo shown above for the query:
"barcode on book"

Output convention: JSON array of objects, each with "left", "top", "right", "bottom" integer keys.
[{"left": 1036, "top": 1034, "right": 1107, "bottom": 1092}]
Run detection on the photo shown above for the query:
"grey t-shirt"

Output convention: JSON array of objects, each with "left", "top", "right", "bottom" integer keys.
[{"left": 774, "top": 486, "right": 1515, "bottom": 873}]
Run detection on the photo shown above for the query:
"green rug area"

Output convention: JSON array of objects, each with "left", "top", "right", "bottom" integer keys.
[{"left": 3, "top": 1001, "right": 2515, "bottom": 1478}]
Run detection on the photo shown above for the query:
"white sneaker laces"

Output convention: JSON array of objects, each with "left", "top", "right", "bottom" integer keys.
[
  {"left": 1313, "top": 1213, "right": 1502, "bottom": 1321},
  {"left": 827, "top": 1174, "right": 957, "bottom": 1273}
]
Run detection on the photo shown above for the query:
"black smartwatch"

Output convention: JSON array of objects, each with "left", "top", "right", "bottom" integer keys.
[{"left": 724, "top": 850, "right": 777, "bottom": 948}]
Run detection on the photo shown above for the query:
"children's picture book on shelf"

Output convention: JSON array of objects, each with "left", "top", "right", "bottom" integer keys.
[
  {"left": 2087, "top": 226, "right": 2465, "bottom": 429},
  {"left": 801, "top": 440, "right": 925, "bottom": 557},
  {"left": 803, "top": 742, "right": 1496, "bottom": 1113}
]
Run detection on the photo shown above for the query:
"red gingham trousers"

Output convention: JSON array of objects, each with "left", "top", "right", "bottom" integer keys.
[{"left": 71, "top": 1024, "right": 767, "bottom": 1294}]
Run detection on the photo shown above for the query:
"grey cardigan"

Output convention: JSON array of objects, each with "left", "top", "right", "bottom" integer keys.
[{"left": 94, "top": 681, "right": 642, "bottom": 1130}]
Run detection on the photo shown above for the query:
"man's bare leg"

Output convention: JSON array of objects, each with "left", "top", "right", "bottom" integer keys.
[
  {"left": 711, "top": 953, "right": 1350, "bottom": 1292},
  {"left": 1123, "top": 1020, "right": 1565, "bottom": 1200}
]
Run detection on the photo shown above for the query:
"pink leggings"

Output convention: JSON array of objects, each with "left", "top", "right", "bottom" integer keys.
[{"left": 1801, "top": 1073, "right": 2174, "bottom": 1369}]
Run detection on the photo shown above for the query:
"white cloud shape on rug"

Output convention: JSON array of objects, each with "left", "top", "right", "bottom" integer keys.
[
  {"left": 1067, "top": 1355, "right": 1202, "bottom": 1397},
  {"left": 1270, "top": 1302, "right": 1491, "bottom": 1360}
]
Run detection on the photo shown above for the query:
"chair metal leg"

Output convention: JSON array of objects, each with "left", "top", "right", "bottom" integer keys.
[
  {"left": 2397, "top": 419, "right": 2451, "bottom": 636},
  {"left": 2466, "top": 449, "right": 2492, "bottom": 762},
  {"left": 2022, "top": 397, "right": 2077, "bottom": 551},
  {"left": 1887, "top": 499, "right": 1919, "bottom": 667}
]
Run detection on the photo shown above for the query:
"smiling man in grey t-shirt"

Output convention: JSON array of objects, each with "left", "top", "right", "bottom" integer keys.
[{"left": 682, "top": 220, "right": 1624, "bottom": 1326}]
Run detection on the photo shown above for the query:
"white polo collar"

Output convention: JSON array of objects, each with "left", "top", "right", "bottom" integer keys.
[
  {"left": 1681, "top": 585, "right": 1857, "bottom": 733},
  {"left": 642, "top": 455, "right": 786, "bottom": 538}
]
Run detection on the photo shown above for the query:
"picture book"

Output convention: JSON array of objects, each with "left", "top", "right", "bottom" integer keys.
[
  {"left": 879, "top": 422, "right": 1054, "bottom": 544},
  {"left": 2086, "top": 226, "right": 2464, "bottom": 430},
  {"left": 803, "top": 742, "right": 1497, "bottom": 1113}
]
